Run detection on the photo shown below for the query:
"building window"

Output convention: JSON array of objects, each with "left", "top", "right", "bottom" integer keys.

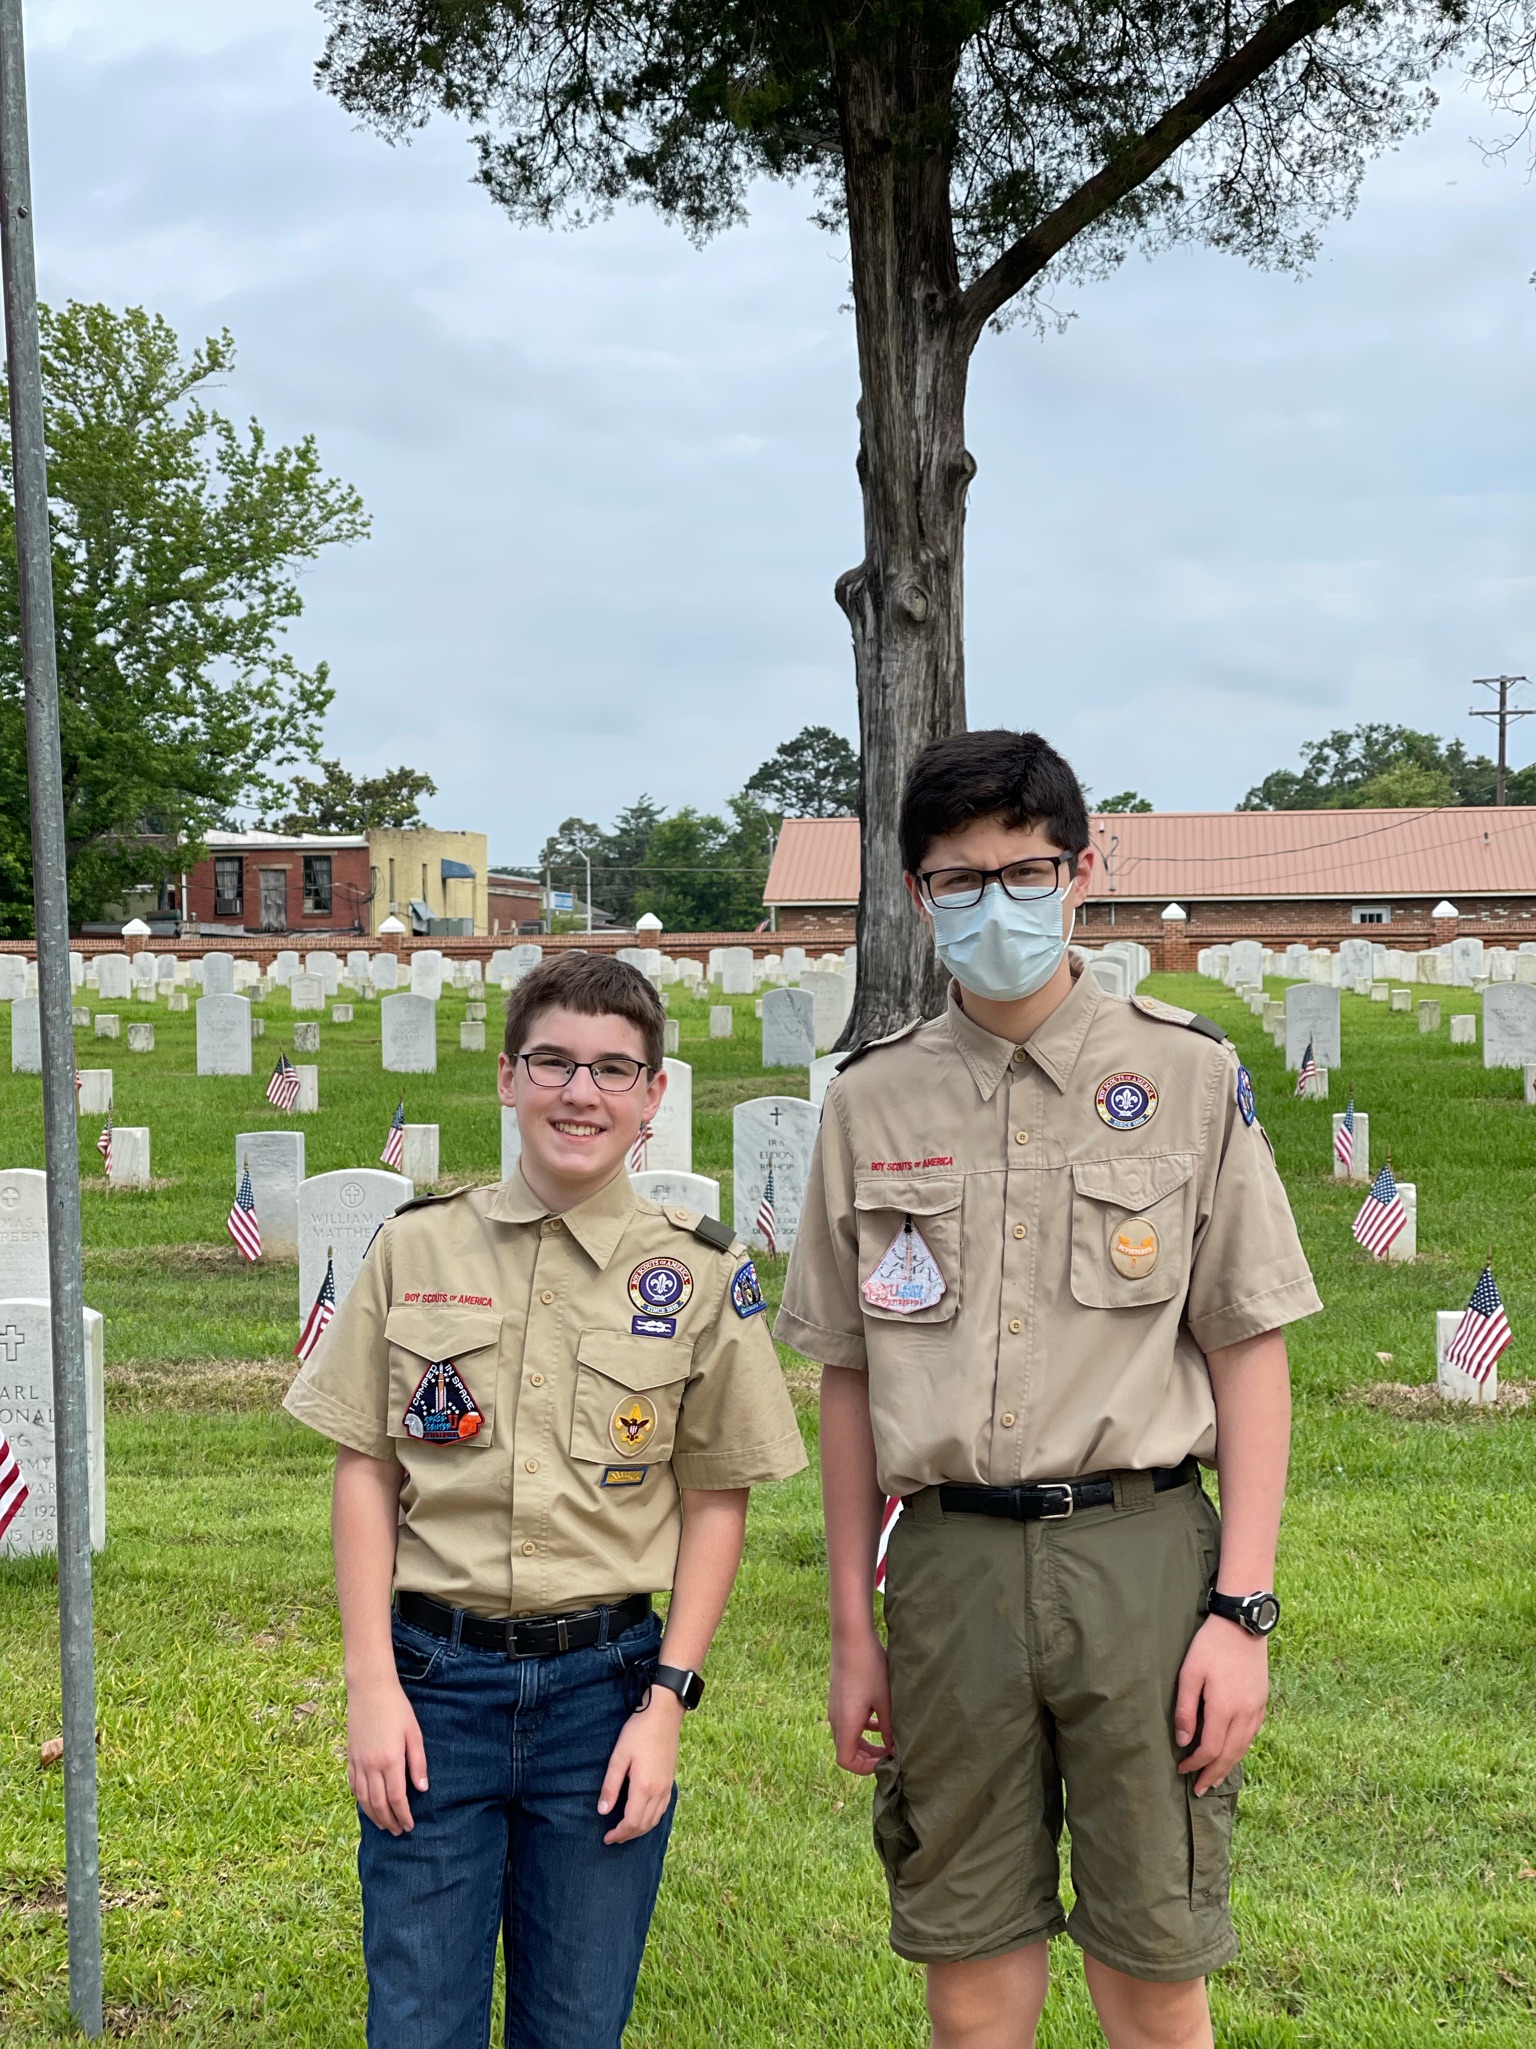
[
  {"left": 214, "top": 857, "right": 243, "bottom": 917},
  {"left": 387, "top": 857, "right": 396, "bottom": 911},
  {"left": 421, "top": 863, "right": 429, "bottom": 902},
  {"left": 1351, "top": 905, "right": 1389, "bottom": 925},
  {"left": 302, "top": 855, "right": 333, "bottom": 914}
]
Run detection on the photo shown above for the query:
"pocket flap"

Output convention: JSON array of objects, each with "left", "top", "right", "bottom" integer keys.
[
  {"left": 576, "top": 1328, "right": 694, "bottom": 1391},
  {"left": 1071, "top": 1154, "right": 1193, "bottom": 1210},
  {"left": 853, "top": 1175, "right": 962, "bottom": 1218},
  {"left": 384, "top": 1304, "right": 503, "bottom": 1360}
]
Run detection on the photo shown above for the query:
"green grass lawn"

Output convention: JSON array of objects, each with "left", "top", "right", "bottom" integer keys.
[{"left": 2, "top": 969, "right": 1535, "bottom": 2044}]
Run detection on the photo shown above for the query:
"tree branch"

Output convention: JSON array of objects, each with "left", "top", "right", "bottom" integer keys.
[{"left": 957, "top": 0, "right": 1358, "bottom": 343}]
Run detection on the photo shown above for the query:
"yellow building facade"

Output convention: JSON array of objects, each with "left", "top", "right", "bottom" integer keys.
[{"left": 366, "top": 828, "right": 489, "bottom": 936}]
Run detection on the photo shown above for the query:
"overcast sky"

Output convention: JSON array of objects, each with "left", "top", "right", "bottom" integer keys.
[{"left": 25, "top": 0, "right": 1536, "bottom": 859}]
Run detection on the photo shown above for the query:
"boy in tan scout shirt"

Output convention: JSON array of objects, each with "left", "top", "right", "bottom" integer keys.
[
  {"left": 285, "top": 953, "right": 804, "bottom": 2049},
  {"left": 778, "top": 730, "right": 1321, "bottom": 2049}
]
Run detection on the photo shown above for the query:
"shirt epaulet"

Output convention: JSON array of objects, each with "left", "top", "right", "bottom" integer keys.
[
  {"left": 392, "top": 1187, "right": 476, "bottom": 1218},
  {"left": 830, "top": 1015, "right": 926, "bottom": 1075},
  {"left": 681, "top": 1212, "right": 741, "bottom": 1256},
  {"left": 1130, "top": 994, "right": 1229, "bottom": 1045}
]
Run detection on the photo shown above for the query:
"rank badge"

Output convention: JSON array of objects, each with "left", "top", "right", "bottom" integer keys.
[{"left": 610, "top": 1394, "right": 658, "bottom": 1456}]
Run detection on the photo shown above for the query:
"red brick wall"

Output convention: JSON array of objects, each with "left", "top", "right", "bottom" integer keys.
[{"left": 183, "top": 845, "right": 373, "bottom": 935}]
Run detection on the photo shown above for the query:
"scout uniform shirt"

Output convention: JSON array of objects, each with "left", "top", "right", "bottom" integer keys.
[
  {"left": 284, "top": 1167, "right": 807, "bottom": 1617},
  {"left": 776, "top": 960, "right": 1322, "bottom": 1497}
]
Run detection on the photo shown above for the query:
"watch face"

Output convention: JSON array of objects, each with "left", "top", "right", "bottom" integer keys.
[{"left": 1248, "top": 1594, "right": 1280, "bottom": 1635}]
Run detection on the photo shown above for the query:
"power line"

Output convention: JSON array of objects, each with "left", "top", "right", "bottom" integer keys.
[{"left": 1469, "top": 675, "right": 1535, "bottom": 806}]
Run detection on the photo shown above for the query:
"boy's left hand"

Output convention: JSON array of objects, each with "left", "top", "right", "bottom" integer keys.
[
  {"left": 1173, "top": 1615, "right": 1269, "bottom": 1796},
  {"left": 598, "top": 1687, "right": 685, "bottom": 1844}
]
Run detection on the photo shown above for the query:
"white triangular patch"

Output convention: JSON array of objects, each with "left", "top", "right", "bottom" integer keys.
[{"left": 861, "top": 1218, "right": 947, "bottom": 1314}]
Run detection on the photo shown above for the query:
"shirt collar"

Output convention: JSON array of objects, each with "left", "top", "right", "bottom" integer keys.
[
  {"left": 486, "top": 1162, "right": 638, "bottom": 1269},
  {"left": 944, "top": 953, "right": 1102, "bottom": 1102}
]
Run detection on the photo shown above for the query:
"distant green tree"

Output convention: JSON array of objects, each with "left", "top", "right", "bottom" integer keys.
[
  {"left": 270, "top": 757, "right": 436, "bottom": 831},
  {"left": 1096, "top": 791, "right": 1154, "bottom": 813},
  {"left": 742, "top": 726, "right": 860, "bottom": 818},
  {"left": 1239, "top": 725, "right": 1499, "bottom": 809},
  {"left": 0, "top": 302, "right": 366, "bottom": 933}
]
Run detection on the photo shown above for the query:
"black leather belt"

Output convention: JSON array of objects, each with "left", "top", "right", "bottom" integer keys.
[
  {"left": 395, "top": 1589, "right": 652, "bottom": 1658},
  {"left": 936, "top": 1457, "right": 1199, "bottom": 1523}
]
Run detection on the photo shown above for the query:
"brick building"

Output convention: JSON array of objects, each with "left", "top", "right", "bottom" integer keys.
[{"left": 184, "top": 831, "right": 372, "bottom": 935}]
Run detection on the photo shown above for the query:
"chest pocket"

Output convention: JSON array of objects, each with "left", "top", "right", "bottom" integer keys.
[
  {"left": 853, "top": 1176, "right": 962, "bottom": 1326},
  {"left": 1069, "top": 1154, "right": 1194, "bottom": 1310},
  {"left": 385, "top": 1305, "right": 503, "bottom": 1447},
  {"left": 570, "top": 1330, "right": 695, "bottom": 1468}
]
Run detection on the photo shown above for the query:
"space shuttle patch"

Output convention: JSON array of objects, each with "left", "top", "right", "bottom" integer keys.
[{"left": 402, "top": 1359, "right": 484, "bottom": 1442}]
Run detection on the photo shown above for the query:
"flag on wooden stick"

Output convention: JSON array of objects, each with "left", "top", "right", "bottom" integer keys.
[
  {"left": 1334, "top": 1093, "right": 1355, "bottom": 1172},
  {"left": 1294, "top": 1040, "right": 1319, "bottom": 1097},
  {"left": 874, "top": 1494, "right": 902, "bottom": 1591},
  {"left": 267, "top": 1053, "right": 300, "bottom": 1110},
  {"left": 1352, "top": 1158, "right": 1406, "bottom": 1258},
  {"left": 628, "top": 1123, "right": 651, "bottom": 1172},
  {"left": 0, "top": 1430, "right": 30, "bottom": 1542},
  {"left": 381, "top": 1100, "right": 405, "bottom": 1170},
  {"left": 295, "top": 1251, "right": 337, "bottom": 1362},
  {"left": 96, "top": 1114, "right": 112, "bottom": 1176},
  {"left": 1445, "top": 1263, "right": 1511, "bottom": 1385},
  {"left": 227, "top": 1157, "right": 261, "bottom": 1263},
  {"left": 755, "top": 1157, "right": 778, "bottom": 1255}
]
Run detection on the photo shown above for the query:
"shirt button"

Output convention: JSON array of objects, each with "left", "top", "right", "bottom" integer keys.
[
  {"left": 1001, "top": 1411, "right": 1017, "bottom": 1428},
  {"left": 1008, "top": 1318, "right": 1022, "bottom": 1334},
  {"left": 521, "top": 1541, "right": 537, "bottom": 1556},
  {"left": 546, "top": 1218, "right": 563, "bottom": 1232},
  {"left": 525, "top": 1459, "right": 539, "bottom": 1473},
  {"left": 1012, "top": 1223, "right": 1027, "bottom": 1240},
  {"left": 1014, "top": 1131, "right": 1029, "bottom": 1145},
  {"left": 529, "top": 1372, "right": 545, "bottom": 1387},
  {"left": 540, "top": 1290, "right": 556, "bottom": 1305}
]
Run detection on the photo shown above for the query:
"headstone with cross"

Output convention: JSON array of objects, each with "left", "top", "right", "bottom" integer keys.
[
  {"left": 0, "top": 1170, "right": 49, "bottom": 1296},
  {"left": 298, "top": 1169, "right": 412, "bottom": 1324},
  {"left": 732, "top": 1097, "right": 817, "bottom": 1255},
  {"left": 0, "top": 1300, "right": 107, "bottom": 1557}
]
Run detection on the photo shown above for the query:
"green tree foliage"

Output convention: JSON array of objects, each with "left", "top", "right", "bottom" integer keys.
[
  {"left": 269, "top": 758, "right": 437, "bottom": 832},
  {"left": 1096, "top": 790, "right": 1154, "bottom": 813},
  {"left": 0, "top": 303, "right": 367, "bottom": 932},
  {"left": 742, "top": 725, "right": 859, "bottom": 817},
  {"left": 1237, "top": 725, "right": 1517, "bottom": 810}
]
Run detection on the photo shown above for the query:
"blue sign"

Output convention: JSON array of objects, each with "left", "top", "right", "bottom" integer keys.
[{"left": 548, "top": 889, "right": 574, "bottom": 912}]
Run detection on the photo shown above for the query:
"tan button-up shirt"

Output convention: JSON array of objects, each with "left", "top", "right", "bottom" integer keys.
[
  {"left": 284, "top": 1167, "right": 806, "bottom": 1617},
  {"left": 776, "top": 963, "right": 1321, "bottom": 1495}
]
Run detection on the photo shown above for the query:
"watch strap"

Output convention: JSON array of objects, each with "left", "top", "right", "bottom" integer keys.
[{"left": 651, "top": 1662, "right": 705, "bottom": 1710}]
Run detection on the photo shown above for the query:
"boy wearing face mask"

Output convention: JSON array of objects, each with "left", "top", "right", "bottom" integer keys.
[{"left": 777, "top": 730, "right": 1320, "bottom": 2049}]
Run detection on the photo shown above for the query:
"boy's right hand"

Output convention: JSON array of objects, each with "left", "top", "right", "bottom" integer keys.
[
  {"left": 829, "top": 1630, "right": 894, "bottom": 1774},
  {"left": 347, "top": 1677, "right": 429, "bottom": 1834}
]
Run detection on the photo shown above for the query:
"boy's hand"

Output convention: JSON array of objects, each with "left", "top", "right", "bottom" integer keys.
[
  {"left": 347, "top": 1676, "right": 429, "bottom": 1835},
  {"left": 1174, "top": 1615, "right": 1269, "bottom": 1796},
  {"left": 598, "top": 1688, "right": 684, "bottom": 1844},
  {"left": 829, "top": 1629, "right": 894, "bottom": 1774}
]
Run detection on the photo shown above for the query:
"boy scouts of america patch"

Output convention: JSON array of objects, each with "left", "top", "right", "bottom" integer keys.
[
  {"left": 1110, "top": 1219, "right": 1160, "bottom": 1278},
  {"left": 611, "top": 1395, "right": 658, "bottom": 1457},
  {"left": 731, "top": 1260, "right": 766, "bottom": 1318},
  {"left": 627, "top": 1256, "right": 693, "bottom": 1316},
  {"left": 1095, "top": 1073, "right": 1158, "bottom": 1131},
  {"left": 402, "top": 1359, "right": 484, "bottom": 1442},
  {"left": 1236, "top": 1065, "right": 1257, "bottom": 1126},
  {"left": 861, "top": 1216, "right": 947, "bottom": 1314}
]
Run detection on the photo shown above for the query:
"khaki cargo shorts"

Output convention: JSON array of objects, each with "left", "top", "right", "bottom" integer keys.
[{"left": 874, "top": 1469, "right": 1241, "bottom": 1982}]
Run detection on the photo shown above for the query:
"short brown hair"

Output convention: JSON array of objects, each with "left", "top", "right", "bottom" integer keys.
[
  {"left": 502, "top": 952, "right": 665, "bottom": 1074},
  {"left": 900, "top": 728, "right": 1089, "bottom": 874}
]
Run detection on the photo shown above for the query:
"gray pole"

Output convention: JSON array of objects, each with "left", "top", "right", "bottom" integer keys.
[{"left": 0, "top": 0, "right": 104, "bottom": 2033}]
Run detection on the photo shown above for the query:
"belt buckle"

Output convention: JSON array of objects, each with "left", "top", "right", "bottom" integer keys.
[
  {"left": 1038, "top": 1482, "right": 1075, "bottom": 1521},
  {"left": 556, "top": 1617, "right": 570, "bottom": 1654}
]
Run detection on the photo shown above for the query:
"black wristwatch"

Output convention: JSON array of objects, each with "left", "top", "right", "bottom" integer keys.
[
  {"left": 649, "top": 1663, "right": 705, "bottom": 1710},
  {"left": 1204, "top": 1588, "right": 1281, "bottom": 1638}
]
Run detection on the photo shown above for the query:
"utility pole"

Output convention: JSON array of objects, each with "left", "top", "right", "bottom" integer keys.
[
  {"left": 0, "top": 0, "right": 103, "bottom": 2032},
  {"left": 1469, "top": 675, "right": 1535, "bottom": 806}
]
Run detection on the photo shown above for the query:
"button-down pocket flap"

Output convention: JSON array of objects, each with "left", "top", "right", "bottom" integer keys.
[
  {"left": 853, "top": 1176, "right": 962, "bottom": 1218},
  {"left": 1071, "top": 1155, "right": 1193, "bottom": 1211},
  {"left": 384, "top": 1305, "right": 503, "bottom": 1360},
  {"left": 576, "top": 1328, "right": 694, "bottom": 1392}
]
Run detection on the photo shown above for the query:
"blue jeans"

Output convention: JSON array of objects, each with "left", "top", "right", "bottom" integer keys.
[{"left": 359, "top": 1605, "right": 673, "bottom": 2049}]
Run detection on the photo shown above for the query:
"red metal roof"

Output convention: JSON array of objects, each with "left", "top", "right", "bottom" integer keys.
[{"left": 763, "top": 808, "right": 1536, "bottom": 906}]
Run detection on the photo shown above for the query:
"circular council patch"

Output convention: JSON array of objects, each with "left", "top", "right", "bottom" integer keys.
[
  {"left": 1236, "top": 1065, "right": 1257, "bottom": 1127},
  {"left": 1094, "top": 1073, "right": 1159, "bottom": 1131},
  {"left": 1110, "top": 1219, "right": 1160, "bottom": 1279},
  {"left": 610, "top": 1394, "right": 658, "bottom": 1457},
  {"left": 627, "top": 1256, "right": 693, "bottom": 1315}
]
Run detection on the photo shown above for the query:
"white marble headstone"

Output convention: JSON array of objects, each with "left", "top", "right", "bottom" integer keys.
[
  {"left": 709, "top": 1007, "right": 733, "bottom": 1039},
  {"left": 0, "top": 1300, "right": 106, "bottom": 1556},
  {"left": 636, "top": 1058, "right": 692, "bottom": 1174},
  {"left": 288, "top": 975, "right": 325, "bottom": 1012},
  {"left": 762, "top": 987, "right": 816, "bottom": 1068},
  {"left": 0, "top": 1171, "right": 49, "bottom": 1296},
  {"left": 77, "top": 1070, "right": 112, "bottom": 1115},
  {"left": 0, "top": 955, "right": 25, "bottom": 1000},
  {"left": 95, "top": 954, "right": 130, "bottom": 1000},
  {"left": 107, "top": 1128, "right": 151, "bottom": 1188},
  {"left": 1482, "top": 982, "right": 1536, "bottom": 1069},
  {"left": 801, "top": 969, "right": 852, "bottom": 1052},
  {"left": 1338, "top": 937, "right": 1374, "bottom": 983},
  {"left": 402, "top": 1125, "right": 439, "bottom": 1185},
  {"left": 809, "top": 1053, "right": 841, "bottom": 1113},
  {"left": 305, "top": 952, "right": 341, "bottom": 996},
  {"left": 382, "top": 993, "right": 438, "bottom": 1073},
  {"left": 369, "top": 953, "right": 400, "bottom": 992},
  {"left": 196, "top": 993, "right": 252, "bottom": 1076},
  {"left": 1284, "top": 984, "right": 1341, "bottom": 1071},
  {"left": 720, "top": 947, "right": 754, "bottom": 995},
  {"left": 501, "top": 1105, "right": 522, "bottom": 1180},
  {"left": 733, "top": 1097, "right": 817, "bottom": 1254},
  {"left": 1450, "top": 936, "right": 1484, "bottom": 987},
  {"left": 235, "top": 1131, "right": 305, "bottom": 1255},
  {"left": 631, "top": 1169, "right": 721, "bottom": 1220},
  {"left": 10, "top": 996, "right": 40, "bottom": 1073},
  {"left": 298, "top": 1170, "right": 412, "bottom": 1322},
  {"left": 410, "top": 952, "right": 444, "bottom": 1001},
  {"left": 1225, "top": 939, "right": 1263, "bottom": 988},
  {"left": 202, "top": 952, "right": 235, "bottom": 997}
]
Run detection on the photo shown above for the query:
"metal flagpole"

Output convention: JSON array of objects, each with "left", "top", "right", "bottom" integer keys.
[{"left": 0, "top": 0, "right": 104, "bottom": 2033}]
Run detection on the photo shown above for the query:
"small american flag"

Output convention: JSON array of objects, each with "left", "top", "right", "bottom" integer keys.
[
  {"left": 1334, "top": 1094, "right": 1355, "bottom": 1171},
  {"left": 227, "top": 1158, "right": 261, "bottom": 1263},
  {"left": 874, "top": 1494, "right": 902, "bottom": 1591},
  {"left": 755, "top": 1158, "right": 778, "bottom": 1256},
  {"left": 1294, "top": 1040, "right": 1319, "bottom": 1097},
  {"left": 267, "top": 1054, "right": 300, "bottom": 1110},
  {"left": 96, "top": 1114, "right": 112, "bottom": 1175},
  {"left": 295, "top": 1252, "right": 337, "bottom": 1362},
  {"left": 0, "top": 1429, "right": 29, "bottom": 1542},
  {"left": 1445, "top": 1263, "right": 1512, "bottom": 1385},
  {"left": 1352, "top": 1159, "right": 1406, "bottom": 1258},
  {"left": 381, "top": 1101, "right": 405, "bottom": 1170},
  {"left": 628, "top": 1123, "right": 651, "bottom": 1173}
]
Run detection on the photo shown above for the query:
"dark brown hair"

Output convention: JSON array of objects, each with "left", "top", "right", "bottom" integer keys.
[
  {"left": 502, "top": 952, "right": 665, "bottom": 1074},
  {"left": 899, "top": 728, "right": 1090, "bottom": 875}
]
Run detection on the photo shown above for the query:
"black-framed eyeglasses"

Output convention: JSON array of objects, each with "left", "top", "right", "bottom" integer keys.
[
  {"left": 918, "top": 855, "right": 1077, "bottom": 910},
  {"left": 518, "top": 1052, "right": 650, "bottom": 1093}
]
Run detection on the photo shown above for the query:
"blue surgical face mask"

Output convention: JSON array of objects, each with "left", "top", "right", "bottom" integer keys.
[{"left": 928, "top": 882, "right": 1074, "bottom": 1003}]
